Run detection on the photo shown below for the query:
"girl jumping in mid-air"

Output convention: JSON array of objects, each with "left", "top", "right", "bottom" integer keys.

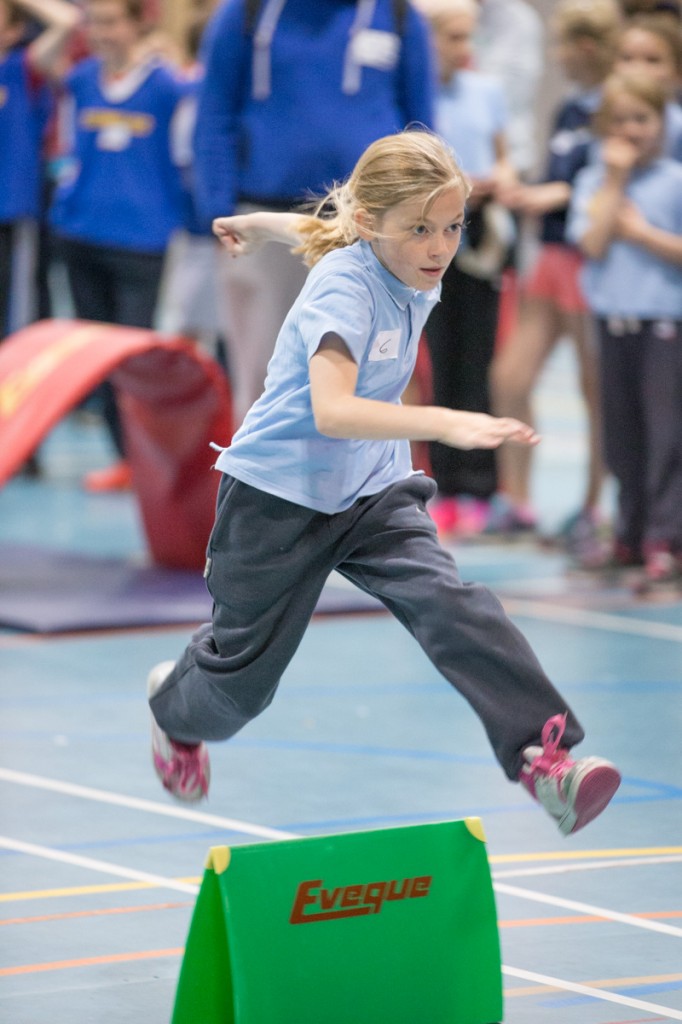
[{"left": 147, "top": 130, "right": 621, "bottom": 836}]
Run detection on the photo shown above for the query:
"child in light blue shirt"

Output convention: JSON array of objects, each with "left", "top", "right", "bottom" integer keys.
[
  {"left": 567, "top": 72, "right": 682, "bottom": 581},
  {"left": 148, "top": 130, "right": 621, "bottom": 838}
]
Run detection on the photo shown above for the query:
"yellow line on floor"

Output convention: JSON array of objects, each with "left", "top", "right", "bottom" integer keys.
[
  {"left": 0, "top": 877, "right": 201, "bottom": 903},
  {"left": 489, "top": 846, "right": 682, "bottom": 864}
]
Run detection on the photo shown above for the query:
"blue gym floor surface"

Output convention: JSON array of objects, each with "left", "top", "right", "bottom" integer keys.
[{"left": 2, "top": 347, "right": 681, "bottom": 1023}]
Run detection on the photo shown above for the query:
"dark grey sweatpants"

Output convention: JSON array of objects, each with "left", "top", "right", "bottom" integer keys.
[
  {"left": 149, "top": 473, "right": 584, "bottom": 780},
  {"left": 597, "top": 318, "right": 682, "bottom": 555}
]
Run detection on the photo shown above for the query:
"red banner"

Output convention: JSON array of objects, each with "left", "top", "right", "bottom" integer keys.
[{"left": 0, "top": 319, "right": 233, "bottom": 569}]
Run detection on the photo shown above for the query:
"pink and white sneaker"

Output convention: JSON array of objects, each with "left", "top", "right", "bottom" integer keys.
[
  {"left": 519, "top": 713, "right": 620, "bottom": 836},
  {"left": 147, "top": 661, "right": 210, "bottom": 803}
]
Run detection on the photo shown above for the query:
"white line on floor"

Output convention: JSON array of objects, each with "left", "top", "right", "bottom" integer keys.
[
  {"left": 495, "top": 881, "right": 682, "bottom": 938},
  {"left": 503, "top": 965, "right": 682, "bottom": 1020},
  {"left": 0, "top": 767, "right": 297, "bottom": 841},
  {"left": 0, "top": 836, "right": 199, "bottom": 895},
  {"left": 494, "top": 854, "right": 682, "bottom": 879},
  {"left": 501, "top": 597, "right": 682, "bottom": 643}
]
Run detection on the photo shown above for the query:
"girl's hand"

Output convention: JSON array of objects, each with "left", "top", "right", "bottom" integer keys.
[
  {"left": 615, "top": 199, "right": 648, "bottom": 244},
  {"left": 213, "top": 211, "right": 310, "bottom": 254},
  {"left": 213, "top": 214, "right": 269, "bottom": 256},
  {"left": 438, "top": 412, "right": 540, "bottom": 451}
]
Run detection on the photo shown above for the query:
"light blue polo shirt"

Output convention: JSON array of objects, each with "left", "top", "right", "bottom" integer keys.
[
  {"left": 566, "top": 157, "right": 682, "bottom": 318},
  {"left": 435, "top": 70, "right": 507, "bottom": 179},
  {"left": 216, "top": 239, "right": 440, "bottom": 513}
]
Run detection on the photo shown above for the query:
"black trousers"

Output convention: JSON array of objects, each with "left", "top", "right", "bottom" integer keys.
[
  {"left": 424, "top": 261, "right": 500, "bottom": 498},
  {"left": 598, "top": 317, "right": 682, "bottom": 554},
  {"left": 58, "top": 236, "right": 166, "bottom": 455},
  {"left": 0, "top": 222, "right": 15, "bottom": 339}
]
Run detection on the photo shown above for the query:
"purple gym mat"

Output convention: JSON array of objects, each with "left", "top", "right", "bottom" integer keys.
[{"left": 0, "top": 545, "right": 384, "bottom": 634}]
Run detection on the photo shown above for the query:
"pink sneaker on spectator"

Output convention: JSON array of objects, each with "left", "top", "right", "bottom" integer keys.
[
  {"left": 147, "top": 662, "right": 210, "bottom": 802},
  {"left": 519, "top": 714, "right": 620, "bottom": 836},
  {"left": 644, "top": 544, "right": 677, "bottom": 583}
]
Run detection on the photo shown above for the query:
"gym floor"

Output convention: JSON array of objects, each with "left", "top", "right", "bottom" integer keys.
[{"left": 1, "top": 345, "right": 681, "bottom": 1023}]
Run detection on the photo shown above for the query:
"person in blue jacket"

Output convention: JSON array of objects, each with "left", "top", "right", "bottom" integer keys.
[{"left": 193, "top": 0, "right": 435, "bottom": 425}]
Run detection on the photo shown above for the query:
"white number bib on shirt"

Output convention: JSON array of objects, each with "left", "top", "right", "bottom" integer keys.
[{"left": 369, "top": 329, "right": 401, "bottom": 361}]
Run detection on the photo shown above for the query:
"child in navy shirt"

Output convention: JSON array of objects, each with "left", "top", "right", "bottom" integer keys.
[
  {"left": 148, "top": 131, "right": 621, "bottom": 838},
  {"left": 568, "top": 73, "right": 682, "bottom": 581}
]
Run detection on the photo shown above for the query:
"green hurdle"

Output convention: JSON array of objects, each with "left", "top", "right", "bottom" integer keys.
[{"left": 171, "top": 818, "right": 503, "bottom": 1024}]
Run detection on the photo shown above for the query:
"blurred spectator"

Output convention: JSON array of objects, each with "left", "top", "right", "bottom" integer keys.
[
  {"left": 193, "top": 0, "right": 435, "bottom": 425},
  {"left": 38, "top": 0, "right": 190, "bottom": 491},
  {"left": 615, "top": 12, "right": 682, "bottom": 155},
  {"left": 618, "top": 0, "right": 680, "bottom": 17},
  {"left": 156, "top": 8, "right": 226, "bottom": 368},
  {"left": 567, "top": 72, "right": 682, "bottom": 582},
  {"left": 416, "top": 0, "right": 517, "bottom": 537},
  {"left": 473, "top": 0, "right": 544, "bottom": 179},
  {"left": 489, "top": 0, "right": 622, "bottom": 561},
  {"left": 0, "top": 0, "right": 78, "bottom": 339}
]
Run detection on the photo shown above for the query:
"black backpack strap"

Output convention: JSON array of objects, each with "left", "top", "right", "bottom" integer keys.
[{"left": 392, "top": 0, "right": 409, "bottom": 36}]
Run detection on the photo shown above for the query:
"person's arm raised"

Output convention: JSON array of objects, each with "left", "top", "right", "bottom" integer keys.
[
  {"left": 309, "top": 334, "right": 540, "bottom": 450},
  {"left": 213, "top": 211, "right": 315, "bottom": 256},
  {"left": 14, "top": 0, "right": 81, "bottom": 79}
]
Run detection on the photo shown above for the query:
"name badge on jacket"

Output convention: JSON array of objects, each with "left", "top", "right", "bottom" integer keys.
[{"left": 350, "top": 29, "right": 401, "bottom": 71}]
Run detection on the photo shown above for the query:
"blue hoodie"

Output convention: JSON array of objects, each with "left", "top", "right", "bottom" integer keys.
[{"left": 193, "top": 0, "right": 435, "bottom": 222}]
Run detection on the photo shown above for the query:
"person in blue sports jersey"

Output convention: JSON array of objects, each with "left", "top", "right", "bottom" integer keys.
[
  {"left": 146, "top": 130, "right": 621, "bottom": 839},
  {"left": 39, "top": 0, "right": 190, "bottom": 491},
  {"left": 567, "top": 73, "right": 682, "bottom": 584},
  {"left": 0, "top": 0, "right": 78, "bottom": 339},
  {"left": 193, "top": 0, "right": 436, "bottom": 428}
]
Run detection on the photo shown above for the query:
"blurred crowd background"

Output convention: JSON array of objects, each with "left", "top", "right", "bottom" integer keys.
[{"left": 2, "top": 0, "right": 681, "bottom": 581}]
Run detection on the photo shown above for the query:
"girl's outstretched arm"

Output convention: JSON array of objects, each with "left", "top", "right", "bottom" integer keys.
[
  {"left": 310, "top": 334, "right": 540, "bottom": 450},
  {"left": 213, "top": 211, "right": 314, "bottom": 255}
]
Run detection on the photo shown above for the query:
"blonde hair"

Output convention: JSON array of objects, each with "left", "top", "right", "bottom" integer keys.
[
  {"left": 593, "top": 70, "right": 668, "bottom": 133},
  {"left": 554, "top": 0, "right": 622, "bottom": 66},
  {"left": 294, "top": 131, "right": 471, "bottom": 268}
]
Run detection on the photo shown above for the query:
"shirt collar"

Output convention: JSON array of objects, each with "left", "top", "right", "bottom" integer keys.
[
  {"left": 575, "top": 85, "right": 602, "bottom": 113},
  {"left": 358, "top": 239, "right": 420, "bottom": 311}
]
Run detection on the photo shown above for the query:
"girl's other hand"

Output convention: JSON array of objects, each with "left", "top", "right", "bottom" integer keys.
[
  {"left": 213, "top": 214, "right": 266, "bottom": 256},
  {"left": 439, "top": 412, "right": 540, "bottom": 451}
]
